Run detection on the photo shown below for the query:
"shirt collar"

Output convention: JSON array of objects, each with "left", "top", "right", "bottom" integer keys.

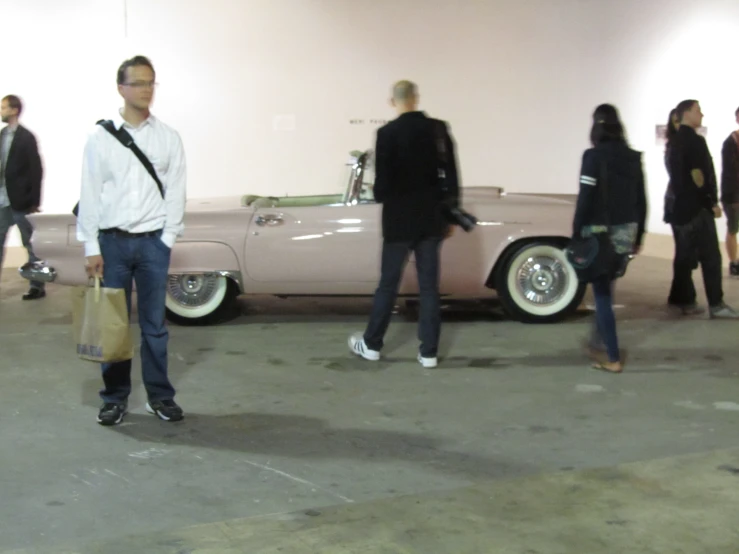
[
  {"left": 398, "top": 110, "right": 426, "bottom": 119},
  {"left": 112, "top": 108, "right": 155, "bottom": 131},
  {"left": 4, "top": 122, "right": 19, "bottom": 133}
]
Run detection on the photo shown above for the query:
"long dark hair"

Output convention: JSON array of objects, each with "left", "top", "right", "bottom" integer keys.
[
  {"left": 666, "top": 108, "right": 679, "bottom": 146},
  {"left": 589, "top": 104, "right": 626, "bottom": 146}
]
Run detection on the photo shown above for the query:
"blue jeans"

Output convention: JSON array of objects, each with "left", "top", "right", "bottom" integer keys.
[
  {"left": 364, "top": 237, "right": 442, "bottom": 358},
  {"left": 590, "top": 277, "right": 620, "bottom": 362},
  {"left": 98, "top": 230, "right": 175, "bottom": 403}
]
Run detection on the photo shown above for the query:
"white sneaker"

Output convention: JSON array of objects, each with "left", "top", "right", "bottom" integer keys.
[
  {"left": 710, "top": 303, "right": 739, "bottom": 319},
  {"left": 348, "top": 333, "right": 380, "bottom": 361},
  {"left": 417, "top": 353, "right": 438, "bottom": 368}
]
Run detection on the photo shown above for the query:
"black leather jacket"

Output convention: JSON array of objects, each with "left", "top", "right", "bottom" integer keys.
[
  {"left": 721, "top": 132, "right": 739, "bottom": 205},
  {"left": 572, "top": 140, "right": 648, "bottom": 246}
]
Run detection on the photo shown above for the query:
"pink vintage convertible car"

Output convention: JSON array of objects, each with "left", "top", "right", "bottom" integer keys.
[{"left": 20, "top": 150, "right": 586, "bottom": 325}]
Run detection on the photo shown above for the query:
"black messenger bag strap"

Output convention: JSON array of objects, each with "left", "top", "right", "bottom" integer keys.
[
  {"left": 96, "top": 119, "right": 164, "bottom": 198},
  {"left": 72, "top": 119, "right": 165, "bottom": 217}
]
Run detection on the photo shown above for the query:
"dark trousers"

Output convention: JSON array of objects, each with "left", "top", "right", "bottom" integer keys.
[
  {"left": 589, "top": 277, "right": 620, "bottom": 362},
  {"left": 668, "top": 224, "right": 697, "bottom": 306},
  {"left": 0, "top": 206, "right": 44, "bottom": 290},
  {"left": 364, "top": 237, "right": 442, "bottom": 358},
  {"left": 670, "top": 210, "right": 723, "bottom": 307},
  {"left": 99, "top": 230, "right": 175, "bottom": 404}
]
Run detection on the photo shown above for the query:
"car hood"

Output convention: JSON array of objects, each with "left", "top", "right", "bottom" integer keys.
[{"left": 185, "top": 196, "right": 248, "bottom": 212}]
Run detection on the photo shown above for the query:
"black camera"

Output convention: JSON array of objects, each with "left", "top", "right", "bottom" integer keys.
[{"left": 443, "top": 204, "right": 478, "bottom": 232}]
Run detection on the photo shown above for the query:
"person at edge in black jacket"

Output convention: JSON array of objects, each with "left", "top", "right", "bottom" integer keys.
[{"left": 720, "top": 106, "right": 739, "bottom": 276}]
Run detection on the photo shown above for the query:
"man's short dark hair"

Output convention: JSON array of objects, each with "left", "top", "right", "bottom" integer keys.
[
  {"left": 117, "top": 55, "right": 156, "bottom": 85},
  {"left": 2, "top": 95, "right": 22, "bottom": 115},
  {"left": 735, "top": 106, "right": 739, "bottom": 117},
  {"left": 676, "top": 99, "right": 698, "bottom": 121}
]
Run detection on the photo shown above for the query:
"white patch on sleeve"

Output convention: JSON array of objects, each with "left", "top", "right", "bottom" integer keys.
[{"left": 580, "top": 175, "right": 597, "bottom": 186}]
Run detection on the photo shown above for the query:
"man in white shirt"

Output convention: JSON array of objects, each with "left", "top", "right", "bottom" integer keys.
[{"left": 77, "top": 55, "right": 187, "bottom": 426}]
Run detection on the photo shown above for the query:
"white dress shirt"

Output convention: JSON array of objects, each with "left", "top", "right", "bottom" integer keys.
[{"left": 76, "top": 110, "right": 187, "bottom": 257}]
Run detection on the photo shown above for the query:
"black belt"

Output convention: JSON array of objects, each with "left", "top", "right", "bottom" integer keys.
[{"left": 99, "top": 228, "right": 162, "bottom": 237}]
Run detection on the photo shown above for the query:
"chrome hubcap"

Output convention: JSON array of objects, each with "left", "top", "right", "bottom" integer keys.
[
  {"left": 515, "top": 255, "right": 568, "bottom": 305},
  {"left": 167, "top": 274, "right": 220, "bottom": 307}
]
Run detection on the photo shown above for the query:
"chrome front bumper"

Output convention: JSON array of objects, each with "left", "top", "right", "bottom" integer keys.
[{"left": 18, "top": 261, "right": 57, "bottom": 283}]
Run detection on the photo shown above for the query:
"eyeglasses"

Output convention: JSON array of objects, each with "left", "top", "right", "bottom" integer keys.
[{"left": 123, "top": 81, "right": 158, "bottom": 89}]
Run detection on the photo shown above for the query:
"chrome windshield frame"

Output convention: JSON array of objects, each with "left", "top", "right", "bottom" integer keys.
[{"left": 343, "top": 149, "right": 373, "bottom": 205}]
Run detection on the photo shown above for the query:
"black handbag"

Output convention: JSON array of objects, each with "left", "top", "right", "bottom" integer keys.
[{"left": 566, "top": 159, "right": 619, "bottom": 282}]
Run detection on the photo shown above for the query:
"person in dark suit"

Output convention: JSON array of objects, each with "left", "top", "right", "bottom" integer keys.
[
  {"left": 0, "top": 94, "right": 45, "bottom": 299},
  {"left": 664, "top": 107, "right": 701, "bottom": 313},
  {"left": 669, "top": 99, "right": 737, "bottom": 319},
  {"left": 349, "top": 80, "right": 459, "bottom": 368}
]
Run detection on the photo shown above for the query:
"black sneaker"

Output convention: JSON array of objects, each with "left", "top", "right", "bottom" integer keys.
[
  {"left": 97, "top": 402, "right": 127, "bottom": 426},
  {"left": 146, "top": 399, "right": 184, "bottom": 422},
  {"left": 730, "top": 262, "right": 739, "bottom": 277},
  {"left": 22, "top": 288, "right": 46, "bottom": 300}
]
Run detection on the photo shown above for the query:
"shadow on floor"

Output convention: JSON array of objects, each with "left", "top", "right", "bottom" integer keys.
[
  {"left": 110, "top": 411, "right": 534, "bottom": 482},
  {"left": 214, "top": 297, "right": 597, "bottom": 327}
]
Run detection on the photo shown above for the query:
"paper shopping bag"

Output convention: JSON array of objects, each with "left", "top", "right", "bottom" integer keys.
[{"left": 71, "top": 277, "right": 133, "bottom": 363}]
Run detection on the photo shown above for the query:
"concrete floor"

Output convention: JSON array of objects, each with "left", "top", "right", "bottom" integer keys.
[{"left": 1, "top": 255, "right": 738, "bottom": 553}]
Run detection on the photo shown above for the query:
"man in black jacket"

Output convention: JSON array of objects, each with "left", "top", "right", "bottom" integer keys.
[
  {"left": 669, "top": 99, "right": 737, "bottom": 318},
  {"left": 349, "top": 80, "right": 459, "bottom": 368},
  {"left": 0, "top": 95, "right": 45, "bottom": 299},
  {"left": 720, "top": 106, "right": 739, "bottom": 276}
]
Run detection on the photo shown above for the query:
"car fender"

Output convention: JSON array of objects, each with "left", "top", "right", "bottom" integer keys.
[
  {"left": 484, "top": 227, "right": 572, "bottom": 288},
  {"left": 170, "top": 241, "right": 244, "bottom": 292},
  {"left": 28, "top": 239, "right": 245, "bottom": 291}
]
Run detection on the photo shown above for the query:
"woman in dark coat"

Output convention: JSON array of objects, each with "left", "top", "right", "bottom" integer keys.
[
  {"left": 572, "top": 104, "right": 647, "bottom": 373},
  {"left": 663, "top": 108, "right": 679, "bottom": 223}
]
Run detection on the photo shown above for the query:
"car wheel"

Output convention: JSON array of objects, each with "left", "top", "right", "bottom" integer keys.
[
  {"left": 497, "top": 241, "right": 585, "bottom": 323},
  {"left": 165, "top": 273, "right": 239, "bottom": 325}
]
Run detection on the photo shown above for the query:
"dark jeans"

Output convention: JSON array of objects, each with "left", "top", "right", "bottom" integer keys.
[
  {"left": 364, "top": 237, "right": 442, "bottom": 358},
  {"left": 99, "top": 230, "right": 175, "bottom": 404},
  {"left": 590, "top": 277, "right": 619, "bottom": 362},
  {"left": 670, "top": 209, "right": 723, "bottom": 308},
  {"left": 668, "top": 224, "right": 697, "bottom": 306},
  {"left": 0, "top": 206, "right": 44, "bottom": 290}
]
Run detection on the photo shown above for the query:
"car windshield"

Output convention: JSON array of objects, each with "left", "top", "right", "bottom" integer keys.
[{"left": 343, "top": 150, "right": 376, "bottom": 204}]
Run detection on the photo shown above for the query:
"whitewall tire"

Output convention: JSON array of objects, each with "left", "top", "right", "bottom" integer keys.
[
  {"left": 497, "top": 241, "right": 585, "bottom": 323},
  {"left": 164, "top": 273, "right": 236, "bottom": 325}
]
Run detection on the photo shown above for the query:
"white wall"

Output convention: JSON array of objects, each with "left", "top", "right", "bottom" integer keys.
[
  {"left": 2, "top": 0, "right": 738, "bottom": 250},
  {"left": 0, "top": 0, "right": 129, "bottom": 246},
  {"left": 596, "top": 0, "right": 739, "bottom": 242},
  {"left": 0, "top": 0, "right": 607, "bottom": 247}
]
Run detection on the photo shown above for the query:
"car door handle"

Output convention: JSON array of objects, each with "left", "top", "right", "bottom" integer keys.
[{"left": 256, "top": 214, "right": 284, "bottom": 226}]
